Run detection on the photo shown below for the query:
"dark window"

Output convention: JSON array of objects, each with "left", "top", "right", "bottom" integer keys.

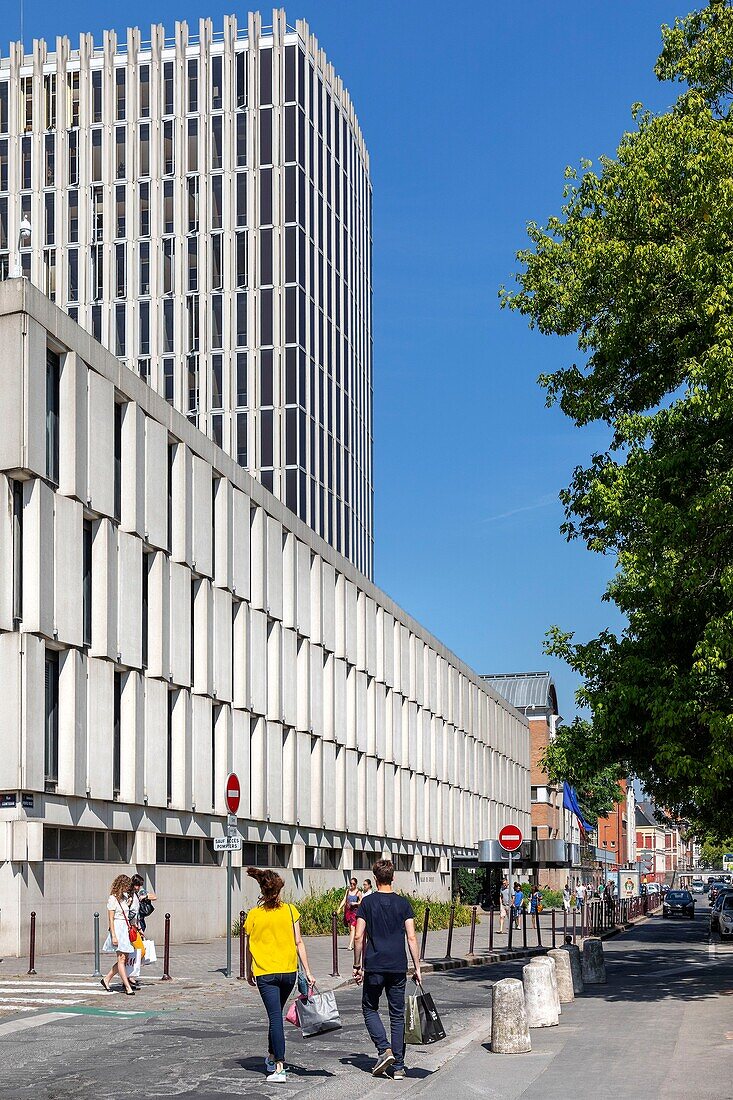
[
  {"left": 45, "top": 650, "right": 59, "bottom": 786},
  {"left": 139, "top": 300, "right": 150, "bottom": 354},
  {"left": 11, "top": 479, "right": 23, "bottom": 624},
  {"left": 188, "top": 119, "right": 198, "bottom": 173},
  {"left": 187, "top": 59, "right": 198, "bottom": 113},
  {"left": 68, "top": 132, "right": 78, "bottom": 185},
  {"left": 139, "top": 182, "right": 150, "bottom": 237},
  {"left": 237, "top": 413, "right": 247, "bottom": 467},
  {"left": 83, "top": 520, "right": 92, "bottom": 646},
  {"left": 260, "top": 350, "right": 273, "bottom": 406},
  {"left": 113, "top": 672, "right": 121, "bottom": 798},
  {"left": 211, "top": 56, "right": 223, "bottom": 110},
  {"left": 236, "top": 112, "right": 247, "bottom": 167},
  {"left": 212, "top": 354, "right": 223, "bottom": 408},
  {"left": 260, "top": 228, "right": 273, "bottom": 285},
  {"left": 422, "top": 855, "right": 439, "bottom": 873},
  {"left": 115, "top": 68, "right": 126, "bottom": 120},
  {"left": 163, "top": 61, "right": 174, "bottom": 115},
  {"left": 236, "top": 353, "right": 247, "bottom": 406},
  {"left": 91, "top": 129, "right": 102, "bottom": 181},
  {"left": 212, "top": 295, "right": 223, "bottom": 350},
  {"left": 0, "top": 82, "right": 8, "bottom": 133},
  {"left": 211, "top": 116, "right": 223, "bottom": 169},
  {"left": 236, "top": 51, "right": 247, "bottom": 109},
  {"left": 91, "top": 70, "right": 102, "bottom": 123},
  {"left": 46, "top": 349, "right": 60, "bottom": 483},
  {"left": 139, "top": 65, "right": 150, "bottom": 117},
  {"left": 156, "top": 835, "right": 213, "bottom": 865},
  {"left": 259, "top": 109, "right": 272, "bottom": 166},
  {"left": 260, "top": 288, "right": 273, "bottom": 346},
  {"left": 285, "top": 45, "right": 296, "bottom": 103},
  {"left": 260, "top": 409, "right": 273, "bottom": 467},
  {"left": 260, "top": 168, "right": 272, "bottom": 225},
  {"left": 259, "top": 48, "right": 272, "bottom": 106},
  {"left": 236, "top": 293, "right": 247, "bottom": 347},
  {"left": 43, "top": 826, "right": 130, "bottom": 862},
  {"left": 236, "top": 172, "right": 247, "bottom": 226},
  {"left": 139, "top": 242, "right": 150, "bottom": 296},
  {"left": 305, "top": 847, "right": 338, "bottom": 870}
]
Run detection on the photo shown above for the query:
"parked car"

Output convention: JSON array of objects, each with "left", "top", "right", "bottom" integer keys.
[
  {"left": 719, "top": 896, "right": 733, "bottom": 938},
  {"left": 709, "top": 882, "right": 730, "bottom": 905},
  {"left": 710, "top": 889, "right": 733, "bottom": 931},
  {"left": 646, "top": 882, "right": 662, "bottom": 895},
  {"left": 691, "top": 879, "right": 705, "bottom": 894},
  {"left": 662, "top": 890, "right": 695, "bottom": 919}
]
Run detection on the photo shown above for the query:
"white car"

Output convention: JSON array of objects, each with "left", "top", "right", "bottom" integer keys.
[
  {"left": 646, "top": 882, "right": 661, "bottom": 894},
  {"left": 719, "top": 896, "right": 733, "bottom": 937},
  {"left": 691, "top": 879, "right": 705, "bottom": 894}
]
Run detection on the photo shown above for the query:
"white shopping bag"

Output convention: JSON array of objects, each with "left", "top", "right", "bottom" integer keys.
[{"left": 143, "top": 938, "right": 157, "bottom": 964}]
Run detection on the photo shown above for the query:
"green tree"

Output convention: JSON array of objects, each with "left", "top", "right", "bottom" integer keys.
[
  {"left": 501, "top": 0, "right": 733, "bottom": 840},
  {"left": 698, "top": 835, "right": 733, "bottom": 867},
  {"left": 541, "top": 719, "right": 624, "bottom": 821}
]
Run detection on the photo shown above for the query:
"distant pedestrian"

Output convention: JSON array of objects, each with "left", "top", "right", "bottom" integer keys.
[
  {"left": 100, "top": 874, "right": 136, "bottom": 995},
  {"left": 362, "top": 879, "right": 373, "bottom": 897},
  {"left": 530, "top": 886, "right": 542, "bottom": 929},
  {"left": 353, "top": 859, "right": 421, "bottom": 1080},
  {"left": 513, "top": 882, "right": 523, "bottom": 928},
  {"left": 562, "top": 884, "right": 571, "bottom": 914},
  {"left": 245, "top": 866, "right": 315, "bottom": 1084},
  {"left": 338, "top": 877, "right": 363, "bottom": 951},
  {"left": 127, "top": 873, "right": 158, "bottom": 989},
  {"left": 576, "top": 881, "right": 586, "bottom": 908},
  {"left": 499, "top": 877, "right": 511, "bottom": 933}
]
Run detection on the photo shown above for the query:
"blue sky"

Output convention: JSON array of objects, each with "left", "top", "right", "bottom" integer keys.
[{"left": 16, "top": 0, "right": 681, "bottom": 718}]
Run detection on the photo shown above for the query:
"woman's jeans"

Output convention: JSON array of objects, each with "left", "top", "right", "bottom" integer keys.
[{"left": 256, "top": 972, "right": 296, "bottom": 1063}]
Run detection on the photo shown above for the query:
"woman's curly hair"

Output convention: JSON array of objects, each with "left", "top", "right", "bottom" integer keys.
[
  {"left": 247, "top": 867, "right": 284, "bottom": 910},
  {"left": 109, "top": 874, "right": 132, "bottom": 901}
]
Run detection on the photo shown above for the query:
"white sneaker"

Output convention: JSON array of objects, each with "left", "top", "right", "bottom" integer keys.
[{"left": 266, "top": 1068, "right": 287, "bottom": 1083}]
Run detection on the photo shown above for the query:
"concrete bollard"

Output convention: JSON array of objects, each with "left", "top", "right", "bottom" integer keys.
[
  {"left": 582, "top": 937, "right": 607, "bottom": 984},
  {"left": 522, "top": 962, "right": 559, "bottom": 1027},
  {"left": 529, "top": 955, "right": 561, "bottom": 1014},
  {"left": 560, "top": 942, "right": 584, "bottom": 994},
  {"left": 548, "top": 948, "right": 575, "bottom": 1003},
  {"left": 491, "top": 977, "right": 532, "bottom": 1053}
]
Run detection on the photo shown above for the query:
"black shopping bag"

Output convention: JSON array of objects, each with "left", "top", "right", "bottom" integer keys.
[{"left": 406, "top": 981, "right": 446, "bottom": 1045}]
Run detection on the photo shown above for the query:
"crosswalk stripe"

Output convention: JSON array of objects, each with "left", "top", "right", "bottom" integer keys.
[
  {"left": 0, "top": 981, "right": 110, "bottom": 989},
  {"left": 0, "top": 998, "right": 84, "bottom": 1006},
  {"left": 0, "top": 987, "right": 110, "bottom": 997}
]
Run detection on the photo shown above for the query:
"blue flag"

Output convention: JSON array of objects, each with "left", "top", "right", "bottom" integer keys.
[{"left": 563, "top": 782, "right": 595, "bottom": 833}]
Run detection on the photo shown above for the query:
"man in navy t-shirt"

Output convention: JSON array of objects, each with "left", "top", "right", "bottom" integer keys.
[{"left": 353, "top": 859, "right": 421, "bottom": 1079}]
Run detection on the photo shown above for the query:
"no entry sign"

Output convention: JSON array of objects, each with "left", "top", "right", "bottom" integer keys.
[
  {"left": 498, "top": 825, "right": 523, "bottom": 853},
  {"left": 225, "top": 773, "right": 241, "bottom": 816}
]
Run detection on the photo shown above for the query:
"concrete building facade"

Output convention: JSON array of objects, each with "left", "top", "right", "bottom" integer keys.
[
  {"left": 0, "top": 280, "right": 530, "bottom": 955},
  {"left": 0, "top": 10, "right": 374, "bottom": 576}
]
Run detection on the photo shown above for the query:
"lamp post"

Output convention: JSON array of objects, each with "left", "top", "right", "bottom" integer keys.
[{"left": 10, "top": 215, "right": 31, "bottom": 278}]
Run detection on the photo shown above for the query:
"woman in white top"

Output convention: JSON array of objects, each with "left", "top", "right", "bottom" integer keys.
[{"left": 101, "top": 874, "right": 136, "bottom": 995}]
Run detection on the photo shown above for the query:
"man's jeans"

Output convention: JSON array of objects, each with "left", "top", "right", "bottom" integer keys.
[
  {"left": 362, "top": 971, "right": 407, "bottom": 1069},
  {"left": 256, "top": 971, "right": 296, "bottom": 1063}
]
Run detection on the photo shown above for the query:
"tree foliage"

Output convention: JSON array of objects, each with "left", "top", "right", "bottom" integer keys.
[
  {"left": 541, "top": 719, "right": 624, "bottom": 821},
  {"left": 501, "top": 1, "right": 733, "bottom": 840}
]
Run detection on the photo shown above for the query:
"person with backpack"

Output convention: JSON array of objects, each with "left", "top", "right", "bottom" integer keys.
[{"left": 353, "top": 859, "right": 422, "bottom": 1080}]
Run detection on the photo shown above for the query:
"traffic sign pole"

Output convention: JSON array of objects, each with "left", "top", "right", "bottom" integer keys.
[{"left": 224, "top": 774, "right": 241, "bottom": 979}]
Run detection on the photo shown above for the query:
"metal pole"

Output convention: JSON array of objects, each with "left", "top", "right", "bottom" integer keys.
[
  {"left": 225, "top": 850, "right": 232, "bottom": 978},
  {"left": 489, "top": 903, "right": 495, "bottom": 951},
  {"left": 551, "top": 908, "right": 556, "bottom": 949},
  {"left": 536, "top": 904, "right": 542, "bottom": 947},
  {"left": 468, "top": 906, "right": 477, "bottom": 956},
  {"left": 572, "top": 906, "right": 577, "bottom": 944},
  {"left": 237, "top": 910, "right": 246, "bottom": 980},
  {"left": 330, "top": 911, "right": 340, "bottom": 978},
  {"left": 507, "top": 900, "right": 513, "bottom": 951},
  {"left": 92, "top": 912, "right": 101, "bottom": 977},
  {"left": 27, "top": 911, "right": 36, "bottom": 975},
  {"left": 444, "top": 904, "right": 455, "bottom": 960},
  {"left": 419, "top": 905, "right": 430, "bottom": 962},
  {"left": 522, "top": 906, "right": 527, "bottom": 949},
  {"left": 161, "top": 913, "right": 172, "bottom": 981}
]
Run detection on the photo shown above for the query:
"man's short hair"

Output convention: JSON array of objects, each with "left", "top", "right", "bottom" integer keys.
[{"left": 372, "top": 859, "right": 395, "bottom": 885}]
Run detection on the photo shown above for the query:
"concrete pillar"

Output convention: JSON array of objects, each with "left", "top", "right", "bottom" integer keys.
[
  {"left": 582, "top": 937, "right": 607, "bottom": 984},
  {"left": 560, "top": 942, "right": 584, "bottom": 994},
  {"left": 522, "top": 962, "right": 559, "bottom": 1027},
  {"left": 530, "top": 955, "right": 561, "bottom": 1014},
  {"left": 491, "top": 977, "right": 532, "bottom": 1053},
  {"left": 548, "top": 948, "right": 575, "bottom": 1003}
]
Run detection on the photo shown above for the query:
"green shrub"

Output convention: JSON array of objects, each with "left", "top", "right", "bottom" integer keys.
[
  {"left": 453, "top": 866, "right": 486, "bottom": 906},
  {"left": 541, "top": 889, "right": 564, "bottom": 910}
]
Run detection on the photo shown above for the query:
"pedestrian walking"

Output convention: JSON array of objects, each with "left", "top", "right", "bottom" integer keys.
[
  {"left": 576, "top": 880, "right": 586, "bottom": 908},
  {"left": 338, "top": 877, "right": 363, "bottom": 951},
  {"left": 244, "top": 866, "right": 315, "bottom": 1084},
  {"left": 562, "top": 882, "right": 571, "bottom": 914},
  {"left": 362, "top": 878, "right": 373, "bottom": 897},
  {"left": 499, "top": 876, "right": 511, "bottom": 933},
  {"left": 127, "top": 873, "right": 158, "bottom": 988},
  {"left": 100, "top": 874, "right": 136, "bottom": 995},
  {"left": 512, "top": 882, "right": 523, "bottom": 929},
  {"left": 530, "top": 885, "right": 542, "bottom": 930},
  {"left": 353, "top": 859, "right": 421, "bottom": 1080}
]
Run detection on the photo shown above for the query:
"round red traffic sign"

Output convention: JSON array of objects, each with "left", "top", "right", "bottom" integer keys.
[
  {"left": 498, "top": 825, "right": 523, "bottom": 853},
  {"left": 225, "top": 773, "right": 241, "bottom": 816}
]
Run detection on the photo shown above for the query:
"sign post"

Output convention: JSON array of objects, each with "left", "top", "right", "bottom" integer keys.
[
  {"left": 498, "top": 824, "right": 523, "bottom": 902},
  {"left": 224, "top": 773, "right": 241, "bottom": 978}
]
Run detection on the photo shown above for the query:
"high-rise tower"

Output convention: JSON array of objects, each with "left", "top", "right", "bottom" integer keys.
[{"left": 0, "top": 10, "right": 373, "bottom": 576}]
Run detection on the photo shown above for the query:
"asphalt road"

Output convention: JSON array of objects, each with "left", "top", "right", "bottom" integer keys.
[{"left": 0, "top": 910, "right": 730, "bottom": 1099}]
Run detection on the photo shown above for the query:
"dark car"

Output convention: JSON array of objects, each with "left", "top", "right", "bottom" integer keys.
[
  {"left": 709, "top": 882, "right": 729, "bottom": 906},
  {"left": 662, "top": 890, "right": 695, "bottom": 918},
  {"left": 710, "top": 889, "right": 733, "bottom": 931}
]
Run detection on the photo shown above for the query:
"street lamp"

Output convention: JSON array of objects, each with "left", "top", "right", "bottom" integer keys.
[{"left": 10, "top": 215, "right": 32, "bottom": 279}]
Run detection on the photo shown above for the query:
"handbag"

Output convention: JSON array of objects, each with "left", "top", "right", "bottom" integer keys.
[
  {"left": 404, "top": 980, "right": 446, "bottom": 1045},
  {"left": 295, "top": 988, "right": 342, "bottom": 1037},
  {"left": 142, "top": 938, "right": 157, "bottom": 964},
  {"left": 139, "top": 897, "right": 155, "bottom": 919}
]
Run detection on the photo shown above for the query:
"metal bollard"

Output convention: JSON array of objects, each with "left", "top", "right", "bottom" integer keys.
[
  {"left": 92, "top": 912, "right": 101, "bottom": 977},
  {"left": 489, "top": 904, "right": 495, "bottom": 952},
  {"left": 419, "top": 905, "right": 430, "bottom": 962},
  {"left": 161, "top": 913, "right": 172, "bottom": 981},
  {"left": 507, "top": 904, "right": 513, "bottom": 951},
  {"left": 536, "top": 908, "right": 542, "bottom": 947},
  {"left": 237, "top": 910, "right": 246, "bottom": 981},
  {"left": 468, "top": 906, "right": 477, "bottom": 956},
  {"left": 572, "top": 907, "right": 577, "bottom": 944},
  {"left": 330, "top": 911, "right": 340, "bottom": 978},
  {"left": 552, "top": 909, "right": 556, "bottom": 949},
  {"left": 522, "top": 906, "right": 527, "bottom": 949},
  {"left": 444, "top": 904, "right": 456, "bottom": 960},
  {"left": 28, "top": 911, "right": 37, "bottom": 975}
]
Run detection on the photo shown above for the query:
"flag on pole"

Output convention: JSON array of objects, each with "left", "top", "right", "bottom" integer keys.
[{"left": 562, "top": 782, "right": 595, "bottom": 833}]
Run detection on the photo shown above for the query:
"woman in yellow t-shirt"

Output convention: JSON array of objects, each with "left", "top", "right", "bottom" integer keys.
[{"left": 245, "top": 866, "right": 315, "bottom": 1083}]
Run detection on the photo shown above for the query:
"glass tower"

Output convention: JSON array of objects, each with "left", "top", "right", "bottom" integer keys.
[{"left": 0, "top": 10, "right": 374, "bottom": 577}]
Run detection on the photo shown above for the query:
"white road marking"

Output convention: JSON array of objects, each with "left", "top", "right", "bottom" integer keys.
[
  {"left": 0, "top": 980, "right": 112, "bottom": 989},
  {"left": 0, "top": 998, "right": 84, "bottom": 1006},
  {"left": 0, "top": 984, "right": 111, "bottom": 996},
  {"left": 0, "top": 1012, "right": 70, "bottom": 1036}
]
